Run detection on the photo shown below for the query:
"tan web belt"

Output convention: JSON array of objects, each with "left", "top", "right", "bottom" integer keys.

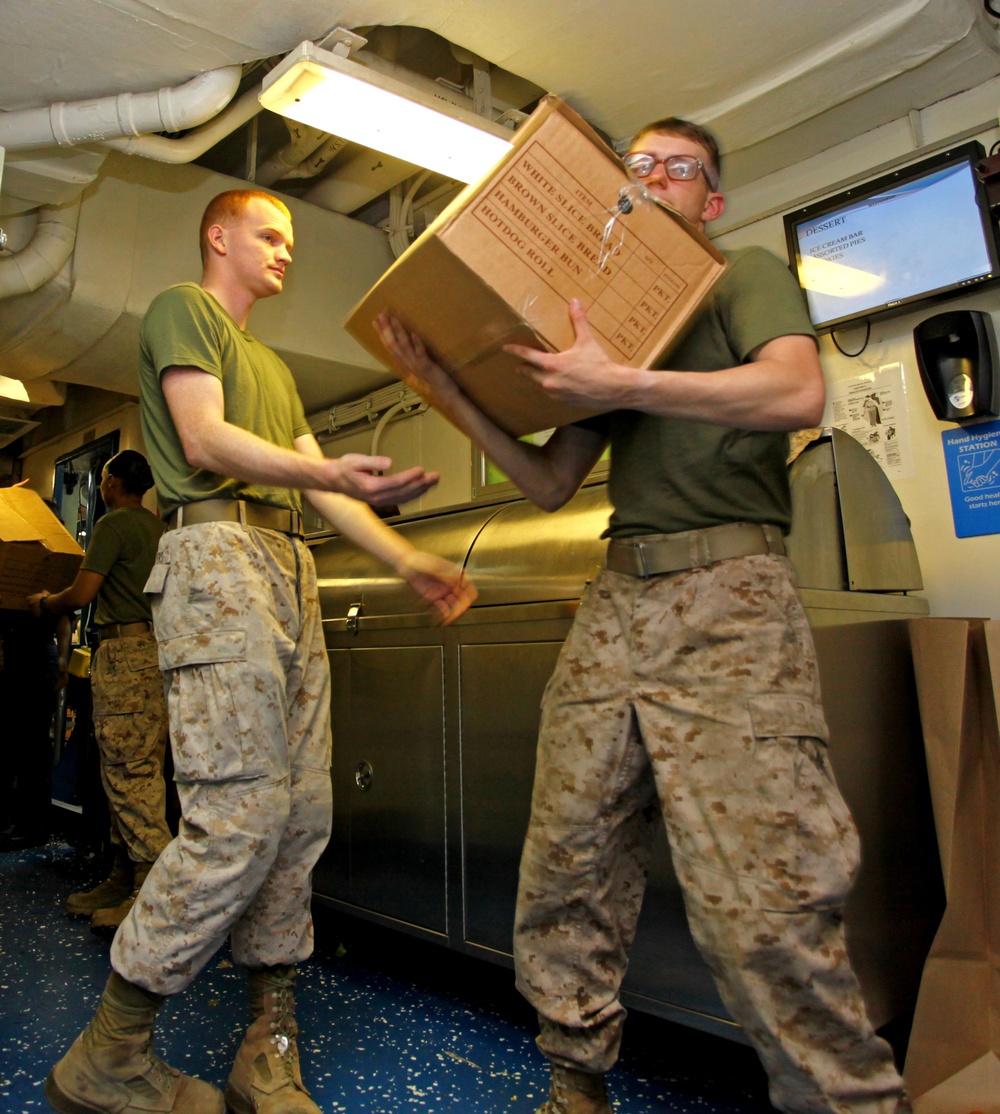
[
  {"left": 605, "top": 522, "right": 785, "bottom": 578},
  {"left": 95, "top": 621, "right": 152, "bottom": 643},
  {"left": 166, "top": 499, "right": 303, "bottom": 537}
]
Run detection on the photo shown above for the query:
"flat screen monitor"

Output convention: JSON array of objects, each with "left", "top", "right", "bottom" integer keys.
[{"left": 783, "top": 141, "right": 1000, "bottom": 334}]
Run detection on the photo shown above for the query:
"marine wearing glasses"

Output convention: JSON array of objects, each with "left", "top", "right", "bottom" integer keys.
[{"left": 623, "top": 151, "right": 719, "bottom": 191}]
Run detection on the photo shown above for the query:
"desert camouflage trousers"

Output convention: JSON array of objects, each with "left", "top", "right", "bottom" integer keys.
[
  {"left": 91, "top": 631, "right": 171, "bottom": 864},
  {"left": 514, "top": 553, "right": 909, "bottom": 1114},
  {"left": 111, "top": 521, "right": 333, "bottom": 996}
]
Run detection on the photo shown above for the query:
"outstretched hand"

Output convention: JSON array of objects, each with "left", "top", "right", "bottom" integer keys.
[
  {"left": 503, "top": 299, "right": 632, "bottom": 410},
  {"left": 397, "top": 549, "right": 477, "bottom": 625},
  {"left": 320, "top": 453, "right": 440, "bottom": 507}
]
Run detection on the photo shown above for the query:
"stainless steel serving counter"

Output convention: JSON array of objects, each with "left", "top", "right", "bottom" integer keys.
[{"left": 310, "top": 429, "right": 942, "bottom": 1041}]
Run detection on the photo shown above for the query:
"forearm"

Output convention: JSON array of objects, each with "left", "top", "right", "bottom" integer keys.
[
  {"left": 303, "top": 489, "right": 414, "bottom": 572},
  {"left": 426, "top": 379, "right": 601, "bottom": 511},
  {"left": 55, "top": 615, "right": 72, "bottom": 681},
  {"left": 163, "top": 367, "right": 331, "bottom": 489},
  {"left": 56, "top": 615, "right": 73, "bottom": 657},
  {"left": 38, "top": 570, "right": 104, "bottom": 614},
  {"left": 621, "top": 359, "right": 826, "bottom": 431},
  {"left": 184, "top": 417, "right": 328, "bottom": 490},
  {"left": 503, "top": 306, "right": 825, "bottom": 434},
  {"left": 303, "top": 488, "right": 476, "bottom": 625},
  {"left": 43, "top": 588, "right": 81, "bottom": 613},
  {"left": 165, "top": 372, "right": 438, "bottom": 507}
]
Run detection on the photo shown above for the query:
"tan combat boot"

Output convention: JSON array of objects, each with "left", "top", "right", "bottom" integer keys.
[
  {"left": 225, "top": 965, "right": 320, "bottom": 1114},
  {"left": 65, "top": 847, "right": 133, "bottom": 917},
  {"left": 44, "top": 970, "right": 224, "bottom": 1114},
  {"left": 536, "top": 1064, "right": 613, "bottom": 1114},
  {"left": 90, "top": 861, "right": 153, "bottom": 936}
]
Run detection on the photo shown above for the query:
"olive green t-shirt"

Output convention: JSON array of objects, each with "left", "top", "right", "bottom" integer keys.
[
  {"left": 138, "top": 283, "right": 311, "bottom": 515},
  {"left": 590, "top": 246, "right": 817, "bottom": 538},
  {"left": 81, "top": 507, "right": 166, "bottom": 625}
]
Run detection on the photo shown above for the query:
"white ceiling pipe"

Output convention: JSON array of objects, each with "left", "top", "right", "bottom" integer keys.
[
  {"left": 0, "top": 66, "right": 241, "bottom": 152},
  {"left": 0, "top": 198, "right": 79, "bottom": 299},
  {"left": 110, "top": 48, "right": 515, "bottom": 178},
  {"left": 102, "top": 83, "right": 264, "bottom": 163}
]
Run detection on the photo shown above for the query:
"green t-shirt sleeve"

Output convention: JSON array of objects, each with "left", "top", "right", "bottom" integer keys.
[
  {"left": 142, "top": 285, "right": 225, "bottom": 380},
  {"left": 717, "top": 248, "right": 817, "bottom": 362},
  {"left": 290, "top": 389, "right": 310, "bottom": 440},
  {"left": 80, "top": 515, "right": 122, "bottom": 577}
]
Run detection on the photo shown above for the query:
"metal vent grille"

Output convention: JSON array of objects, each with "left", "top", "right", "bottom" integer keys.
[{"left": 0, "top": 416, "right": 39, "bottom": 449}]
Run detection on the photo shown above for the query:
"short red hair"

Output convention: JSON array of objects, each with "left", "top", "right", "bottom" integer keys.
[
  {"left": 633, "top": 117, "right": 722, "bottom": 190},
  {"left": 199, "top": 190, "right": 292, "bottom": 266}
]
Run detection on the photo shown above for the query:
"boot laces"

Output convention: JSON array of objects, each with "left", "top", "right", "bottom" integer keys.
[
  {"left": 268, "top": 987, "right": 300, "bottom": 1084},
  {"left": 140, "top": 1040, "right": 178, "bottom": 1092}
]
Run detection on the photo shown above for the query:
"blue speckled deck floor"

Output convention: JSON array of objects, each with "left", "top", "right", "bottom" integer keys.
[{"left": 0, "top": 840, "right": 776, "bottom": 1113}]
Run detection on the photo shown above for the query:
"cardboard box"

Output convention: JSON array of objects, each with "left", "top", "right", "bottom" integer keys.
[
  {"left": 0, "top": 487, "right": 83, "bottom": 611},
  {"left": 346, "top": 95, "right": 727, "bottom": 437}
]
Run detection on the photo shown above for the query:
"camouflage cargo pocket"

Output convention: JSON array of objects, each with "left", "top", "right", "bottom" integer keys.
[
  {"left": 91, "top": 637, "right": 159, "bottom": 716},
  {"left": 749, "top": 694, "right": 859, "bottom": 913},
  {"left": 157, "top": 629, "right": 267, "bottom": 782}
]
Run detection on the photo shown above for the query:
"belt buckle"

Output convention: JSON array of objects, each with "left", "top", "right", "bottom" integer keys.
[{"left": 635, "top": 541, "right": 650, "bottom": 578}]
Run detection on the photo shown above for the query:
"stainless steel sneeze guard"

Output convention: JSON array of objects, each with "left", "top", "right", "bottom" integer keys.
[{"left": 310, "top": 428, "right": 941, "bottom": 1041}]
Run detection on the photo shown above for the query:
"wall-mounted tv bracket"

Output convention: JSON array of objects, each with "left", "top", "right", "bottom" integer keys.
[{"left": 975, "top": 151, "right": 1000, "bottom": 215}]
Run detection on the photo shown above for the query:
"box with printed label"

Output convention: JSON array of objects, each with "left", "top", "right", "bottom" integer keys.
[{"left": 345, "top": 95, "right": 727, "bottom": 437}]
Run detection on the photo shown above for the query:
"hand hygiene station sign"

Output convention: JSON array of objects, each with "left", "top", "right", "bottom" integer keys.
[{"left": 942, "top": 418, "right": 1000, "bottom": 537}]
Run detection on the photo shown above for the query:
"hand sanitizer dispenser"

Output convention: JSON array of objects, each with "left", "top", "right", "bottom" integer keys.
[{"left": 913, "top": 309, "right": 999, "bottom": 422}]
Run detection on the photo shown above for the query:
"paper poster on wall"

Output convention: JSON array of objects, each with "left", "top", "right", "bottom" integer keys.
[
  {"left": 941, "top": 418, "right": 1000, "bottom": 537},
  {"left": 826, "top": 362, "right": 914, "bottom": 479}
]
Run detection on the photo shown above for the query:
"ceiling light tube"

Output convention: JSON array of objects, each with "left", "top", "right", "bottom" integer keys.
[{"left": 259, "top": 41, "right": 513, "bottom": 183}]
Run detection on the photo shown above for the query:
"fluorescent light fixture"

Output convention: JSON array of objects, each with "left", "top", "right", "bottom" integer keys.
[
  {"left": 260, "top": 41, "right": 513, "bottom": 183},
  {"left": 0, "top": 376, "right": 30, "bottom": 403}
]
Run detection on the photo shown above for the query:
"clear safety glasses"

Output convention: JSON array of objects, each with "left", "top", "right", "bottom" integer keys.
[{"left": 623, "top": 152, "right": 718, "bottom": 191}]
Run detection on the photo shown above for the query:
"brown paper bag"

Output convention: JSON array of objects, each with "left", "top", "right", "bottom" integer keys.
[{"left": 904, "top": 618, "right": 1000, "bottom": 1113}]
